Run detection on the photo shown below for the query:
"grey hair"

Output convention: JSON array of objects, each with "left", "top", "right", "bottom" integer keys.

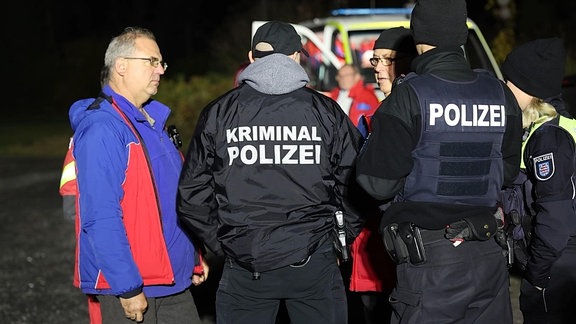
[{"left": 101, "top": 27, "right": 156, "bottom": 84}]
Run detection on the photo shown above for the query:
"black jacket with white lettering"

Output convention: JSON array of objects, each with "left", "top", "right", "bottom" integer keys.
[
  {"left": 177, "top": 54, "right": 365, "bottom": 272},
  {"left": 356, "top": 47, "right": 524, "bottom": 229}
]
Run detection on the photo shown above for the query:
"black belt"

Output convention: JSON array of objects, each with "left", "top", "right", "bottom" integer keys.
[
  {"left": 231, "top": 255, "right": 313, "bottom": 280},
  {"left": 418, "top": 228, "right": 447, "bottom": 243},
  {"left": 231, "top": 258, "right": 255, "bottom": 272},
  {"left": 232, "top": 256, "right": 311, "bottom": 272},
  {"left": 230, "top": 239, "right": 324, "bottom": 279},
  {"left": 230, "top": 259, "right": 261, "bottom": 280}
]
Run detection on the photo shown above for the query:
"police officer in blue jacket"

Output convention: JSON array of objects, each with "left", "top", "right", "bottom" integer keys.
[
  {"left": 502, "top": 37, "right": 576, "bottom": 324},
  {"left": 355, "top": 0, "right": 523, "bottom": 323}
]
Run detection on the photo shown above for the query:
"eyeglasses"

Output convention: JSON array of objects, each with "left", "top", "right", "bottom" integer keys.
[
  {"left": 124, "top": 57, "right": 168, "bottom": 71},
  {"left": 369, "top": 56, "right": 406, "bottom": 67}
]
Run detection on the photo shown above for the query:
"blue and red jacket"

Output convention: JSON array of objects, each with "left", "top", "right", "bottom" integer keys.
[{"left": 69, "top": 85, "right": 201, "bottom": 297}]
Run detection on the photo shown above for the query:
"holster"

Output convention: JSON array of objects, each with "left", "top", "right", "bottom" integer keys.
[
  {"left": 333, "top": 211, "right": 349, "bottom": 262},
  {"left": 382, "top": 222, "right": 427, "bottom": 265}
]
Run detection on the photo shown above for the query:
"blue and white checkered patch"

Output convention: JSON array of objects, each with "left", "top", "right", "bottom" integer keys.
[{"left": 533, "top": 152, "right": 554, "bottom": 181}]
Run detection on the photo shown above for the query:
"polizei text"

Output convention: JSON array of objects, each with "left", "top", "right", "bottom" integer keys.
[
  {"left": 429, "top": 103, "right": 505, "bottom": 127},
  {"left": 226, "top": 126, "right": 322, "bottom": 165}
]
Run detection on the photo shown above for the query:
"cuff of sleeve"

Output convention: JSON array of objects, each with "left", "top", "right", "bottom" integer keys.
[
  {"left": 193, "top": 264, "right": 204, "bottom": 275},
  {"left": 525, "top": 271, "right": 549, "bottom": 289},
  {"left": 119, "top": 286, "right": 143, "bottom": 299}
]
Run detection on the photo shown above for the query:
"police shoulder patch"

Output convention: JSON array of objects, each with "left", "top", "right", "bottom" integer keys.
[{"left": 533, "top": 152, "right": 555, "bottom": 181}]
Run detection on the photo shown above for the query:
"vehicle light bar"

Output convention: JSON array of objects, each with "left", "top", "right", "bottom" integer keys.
[{"left": 331, "top": 8, "right": 413, "bottom": 16}]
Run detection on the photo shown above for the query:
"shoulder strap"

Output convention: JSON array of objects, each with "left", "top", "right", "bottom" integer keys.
[
  {"left": 86, "top": 91, "right": 141, "bottom": 141},
  {"left": 86, "top": 92, "right": 112, "bottom": 110},
  {"left": 392, "top": 72, "right": 417, "bottom": 90}
]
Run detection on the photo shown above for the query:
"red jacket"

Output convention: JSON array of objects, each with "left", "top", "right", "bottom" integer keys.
[
  {"left": 329, "top": 80, "right": 380, "bottom": 127},
  {"left": 330, "top": 82, "right": 395, "bottom": 292},
  {"left": 349, "top": 216, "right": 396, "bottom": 292}
]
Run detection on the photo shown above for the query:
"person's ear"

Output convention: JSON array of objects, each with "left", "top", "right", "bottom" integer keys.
[
  {"left": 115, "top": 58, "right": 127, "bottom": 76},
  {"left": 289, "top": 51, "right": 300, "bottom": 63}
]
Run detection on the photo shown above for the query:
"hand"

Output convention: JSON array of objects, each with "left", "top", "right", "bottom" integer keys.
[
  {"left": 445, "top": 220, "right": 471, "bottom": 242},
  {"left": 445, "top": 213, "right": 499, "bottom": 242},
  {"left": 192, "top": 258, "right": 209, "bottom": 286},
  {"left": 120, "top": 292, "right": 147, "bottom": 322}
]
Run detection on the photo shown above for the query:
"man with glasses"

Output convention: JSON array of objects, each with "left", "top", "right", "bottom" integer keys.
[
  {"left": 66, "top": 26, "right": 208, "bottom": 323},
  {"left": 123, "top": 56, "right": 168, "bottom": 70},
  {"left": 369, "top": 27, "right": 417, "bottom": 98}
]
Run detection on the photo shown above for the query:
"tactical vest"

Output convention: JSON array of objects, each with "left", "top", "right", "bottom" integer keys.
[{"left": 401, "top": 72, "right": 507, "bottom": 206}]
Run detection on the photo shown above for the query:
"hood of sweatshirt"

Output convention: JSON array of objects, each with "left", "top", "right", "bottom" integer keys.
[{"left": 237, "top": 53, "right": 309, "bottom": 95}]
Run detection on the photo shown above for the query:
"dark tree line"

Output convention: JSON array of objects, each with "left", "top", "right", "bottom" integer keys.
[{"left": 5, "top": 0, "right": 574, "bottom": 121}]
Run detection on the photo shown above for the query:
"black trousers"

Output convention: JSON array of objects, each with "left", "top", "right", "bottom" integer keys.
[
  {"left": 215, "top": 247, "right": 347, "bottom": 324},
  {"left": 520, "top": 238, "right": 576, "bottom": 324},
  {"left": 389, "top": 233, "right": 513, "bottom": 324},
  {"left": 96, "top": 289, "right": 201, "bottom": 324}
]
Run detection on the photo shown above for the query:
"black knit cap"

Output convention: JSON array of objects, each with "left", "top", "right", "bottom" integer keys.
[
  {"left": 373, "top": 27, "right": 416, "bottom": 56},
  {"left": 410, "top": 0, "right": 468, "bottom": 47},
  {"left": 502, "top": 37, "right": 565, "bottom": 99},
  {"left": 252, "top": 21, "right": 309, "bottom": 58}
]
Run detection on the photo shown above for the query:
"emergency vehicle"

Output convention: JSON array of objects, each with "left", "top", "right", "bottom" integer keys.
[{"left": 253, "top": 8, "right": 502, "bottom": 99}]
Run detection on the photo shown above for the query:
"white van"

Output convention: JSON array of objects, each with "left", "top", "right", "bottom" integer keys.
[{"left": 253, "top": 8, "right": 501, "bottom": 99}]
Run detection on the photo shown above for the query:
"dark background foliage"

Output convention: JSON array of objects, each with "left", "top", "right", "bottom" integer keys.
[{"left": 4, "top": 0, "right": 575, "bottom": 123}]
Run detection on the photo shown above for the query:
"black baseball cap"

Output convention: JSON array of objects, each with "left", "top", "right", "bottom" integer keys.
[{"left": 252, "top": 21, "right": 309, "bottom": 58}]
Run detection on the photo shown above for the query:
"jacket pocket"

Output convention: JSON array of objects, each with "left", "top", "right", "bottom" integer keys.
[{"left": 388, "top": 286, "right": 422, "bottom": 321}]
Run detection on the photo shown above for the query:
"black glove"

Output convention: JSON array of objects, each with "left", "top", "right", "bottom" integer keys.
[
  {"left": 493, "top": 206, "right": 507, "bottom": 248},
  {"left": 445, "top": 212, "right": 499, "bottom": 242},
  {"left": 445, "top": 219, "right": 473, "bottom": 242}
]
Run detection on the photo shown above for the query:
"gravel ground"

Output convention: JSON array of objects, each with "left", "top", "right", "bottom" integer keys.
[
  {"left": 0, "top": 157, "right": 523, "bottom": 323},
  {"left": 0, "top": 157, "right": 221, "bottom": 324},
  {"left": 0, "top": 157, "right": 86, "bottom": 323}
]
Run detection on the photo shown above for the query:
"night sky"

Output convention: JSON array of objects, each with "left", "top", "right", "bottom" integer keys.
[
  {"left": 4, "top": 0, "right": 575, "bottom": 122},
  {"left": 7, "top": 0, "right": 349, "bottom": 121}
]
